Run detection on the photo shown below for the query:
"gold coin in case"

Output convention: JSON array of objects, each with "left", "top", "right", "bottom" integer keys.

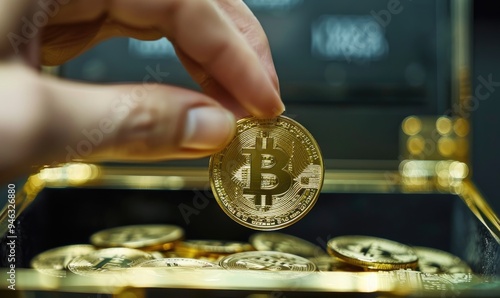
[
  {"left": 30, "top": 244, "right": 96, "bottom": 277},
  {"left": 327, "top": 235, "right": 419, "bottom": 270},
  {"left": 67, "top": 247, "right": 154, "bottom": 275},
  {"left": 250, "top": 232, "right": 327, "bottom": 258},
  {"left": 412, "top": 246, "right": 472, "bottom": 274},
  {"left": 308, "top": 256, "right": 365, "bottom": 272},
  {"left": 209, "top": 116, "right": 324, "bottom": 230},
  {"left": 136, "top": 258, "right": 217, "bottom": 269},
  {"left": 175, "top": 240, "right": 254, "bottom": 256},
  {"left": 90, "top": 224, "right": 184, "bottom": 251},
  {"left": 165, "top": 250, "right": 226, "bottom": 264},
  {"left": 219, "top": 251, "right": 317, "bottom": 272}
]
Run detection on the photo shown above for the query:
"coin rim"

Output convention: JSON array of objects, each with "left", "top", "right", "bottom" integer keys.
[
  {"left": 209, "top": 116, "right": 324, "bottom": 231},
  {"left": 30, "top": 244, "right": 97, "bottom": 277},
  {"left": 136, "top": 257, "right": 217, "bottom": 268},
  {"left": 67, "top": 247, "right": 154, "bottom": 275},
  {"left": 327, "top": 235, "right": 419, "bottom": 270},
  {"left": 308, "top": 256, "right": 365, "bottom": 272},
  {"left": 412, "top": 246, "right": 472, "bottom": 273},
  {"left": 218, "top": 250, "right": 317, "bottom": 271},
  {"left": 175, "top": 240, "right": 255, "bottom": 255},
  {"left": 30, "top": 244, "right": 96, "bottom": 268}
]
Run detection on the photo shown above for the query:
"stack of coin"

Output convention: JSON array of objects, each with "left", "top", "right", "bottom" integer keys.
[
  {"left": 30, "top": 244, "right": 97, "bottom": 277},
  {"left": 307, "top": 256, "right": 366, "bottom": 272},
  {"left": 326, "top": 235, "right": 472, "bottom": 274},
  {"left": 137, "top": 258, "right": 217, "bottom": 269},
  {"left": 412, "top": 246, "right": 472, "bottom": 274},
  {"left": 219, "top": 251, "right": 317, "bottom": 273},
  {"left": 250, "top": 232, "right": 327, "bottom": 259},
  {"left": 174, "top": 240, "right": 254, "bottom": 263},
  {"left": 327, "top": 235, "right": 419, "bottom": 271},
  {"left": 30, "top": 224, "right": 186, "bottom": 276},
  {"left": 31, "top": 225, "right": 472, "bottom": 278},
  {"left": 67, "top": 247, "right": 154, "bottom": 276}
]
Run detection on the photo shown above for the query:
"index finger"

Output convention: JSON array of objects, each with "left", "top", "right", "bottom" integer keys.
[
  {"left": 0, "top": 0, "right": 34, "bottom": 57},
  {"left": 109, "top": 0, "right": 285, "bottom": 118}
]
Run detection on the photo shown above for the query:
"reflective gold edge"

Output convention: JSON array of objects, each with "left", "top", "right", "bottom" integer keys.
[
  {"left": 3, "top": 165, "right": 500, "bottom": 244},
  {"left": 0, "top": 164, "right": 404, "bottom": 238},
  {"left": 459, "top": 180, "right": 500, "bottom": 244},
  {"left": 0, "top": 175, "right": 46, "bottom": 237},
  {"left": 0, "top": 268, "right": 490, "bottom": 294},
  {"left": 39, "top": 164, "right": 401, "bottom": 192}
]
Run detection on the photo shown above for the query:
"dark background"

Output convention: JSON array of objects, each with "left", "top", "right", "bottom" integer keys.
[
  {"left": 59, "top": 1, "right": 500, "bottom": 214},
  {"left": 472, "top": 2, "right": 500, "bottom": 216},
  {"left": 61, "top": 0, "right": 448, "bottom": 161},
  {"left": 2, "top": 0, "right": 500, "bottom": 279}
]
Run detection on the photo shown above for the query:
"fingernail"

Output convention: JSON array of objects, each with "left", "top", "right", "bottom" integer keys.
[
  {"left": 267, "top": 89, "right": 285, "bottom": 117},
  {"left": 276, "top": 99, "right": 286, "bottom": 115},
  {"left": 182, "top": 106, "right": 236, "bottom": 150}
]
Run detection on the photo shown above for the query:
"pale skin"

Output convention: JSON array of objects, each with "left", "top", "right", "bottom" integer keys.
[{"left": 0, "top": 0, "right": 285, "bottom": 184}]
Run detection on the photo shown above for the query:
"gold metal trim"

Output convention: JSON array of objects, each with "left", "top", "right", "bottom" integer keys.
[
  {"left": 459, "top": 180, "right": 500, "bottom": 243},
  {"left": 0, "top": 268, "right": 490, "bottom": 295}
]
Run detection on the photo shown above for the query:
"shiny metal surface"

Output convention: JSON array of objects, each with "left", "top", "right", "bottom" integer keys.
[
  {"left": 209, "top": 116, "right": 324, "bottom": 230},
  {"left": 0, "top": 268, "right": 493, "bottom": 296}
]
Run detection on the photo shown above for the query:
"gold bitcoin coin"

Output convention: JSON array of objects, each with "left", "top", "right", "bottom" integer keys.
[
  {"left": 167, "top": 251, "right": 226, "bottom": 264},
  {"left": 308, "top": 256, "right": 364, "bottom": 272},
  {"left": 327, "top": 235, "right": 419, "bottom": 270},
  {"left": 136, "top": 258, "right": 217, "bottom": 269},
  {"left": 219, "top": 251, "right": 316, "bottom": 272},
  {"left": 250, "top": 232, "right": 327, "bottom": 258},
  {"left": 67, "top": 247, "right": 154, "bottom": 275},
  {"left": 413, "top": 246, "right": 472, "bottom": 274},
  {"left": 90, "top": 224, "right": 184, "bottom": 251},
  {"left": 150, "top": 251, "right": 166, "bottom": 259},
  {"left": 132, "top": 258, "right": 222, "bottom": 279},
  {"left": 30, "top": 244, "right": 96, "bottom": 277},
  {"left": 209, "top": 116, "right": 324, "bottom": 230},
  {"left": 175, "top": 240, "right": 254, "bottom": 257}
]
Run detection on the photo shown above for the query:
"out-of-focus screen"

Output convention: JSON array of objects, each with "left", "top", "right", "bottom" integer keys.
[{"left": 61, "top": 0, "right": 451, "bottom": 163}]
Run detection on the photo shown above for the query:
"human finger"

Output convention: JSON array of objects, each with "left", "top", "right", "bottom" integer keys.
[
  {"left": 0, "top": 63, "right": 236, "bottom": 183},
  {"left": 108, "top": 0, "right": 285, "bottom": 118}
]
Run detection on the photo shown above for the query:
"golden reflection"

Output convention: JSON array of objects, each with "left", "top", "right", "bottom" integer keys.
[
  {"left": 434, "top": 161, "right": 469, "bottom": 192},
  {"left": 455, "top": 138, "right": 469, "bottom": 158},
  {"left": 438, "top": 137, "right": 456, "bottom": 157},
  {"left": 454, "top": 118, "right": 470, "bottom": 137},
  {"left": 436, "top": 117, "right": 453, "bottom": 136},
  {"left": 402, "top": 116, "right": 422, "bottom": 136},
  {"left": 38, "top": 163, "right": 100, "bottom": 185},
  {"left": 449, "top": 161, "right": 468, "bottom": 179},
  {"left": 407, "top": 136, "right": 425, "bottom": 155}
]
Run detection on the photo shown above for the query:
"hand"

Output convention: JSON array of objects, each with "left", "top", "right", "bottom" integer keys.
[{"left": 0, "top": 0, "right": 285, "bottom": 183}]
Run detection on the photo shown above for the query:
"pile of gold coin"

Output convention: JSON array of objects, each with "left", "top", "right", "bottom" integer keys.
[
  {"left": 326, "top": 235, "right": 472, "bottom": 273},
  {"left": 30, "top": 225, "right": 472, "bottom": 277},
  {"left": 31, "top": 224, "right": 186, "bottom": 276}
]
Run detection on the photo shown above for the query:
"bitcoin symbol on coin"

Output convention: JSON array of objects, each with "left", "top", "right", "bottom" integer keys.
[
  {"left": 67, "top": 248, "right": 153, "bottom": 275},
  {"left": 93, "top": 257, "right": 132, "bottom": 271},
  {"left": 209, "top": 116, "right": 324, "bottom": 230},
  {"left": 242, "top": 135, "right": 292, "bottom": 211}
]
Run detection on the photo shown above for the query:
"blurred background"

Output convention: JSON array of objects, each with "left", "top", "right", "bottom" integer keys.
[
  {"left": 62, "top": 0, "right": 450, "bottom": 162},
  {"left": 2, "top": 0, "right": 500, "bottom": 279},
  {"left": 471, "top": 1, "right": 500, "bottom": 219},
  {"left": 59, "top": 0, "right": 500, "bottom": 214}
]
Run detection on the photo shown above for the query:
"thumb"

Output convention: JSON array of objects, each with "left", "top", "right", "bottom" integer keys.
[{"left": 42, "top": 75, "right": 237, "bottom": 163}]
